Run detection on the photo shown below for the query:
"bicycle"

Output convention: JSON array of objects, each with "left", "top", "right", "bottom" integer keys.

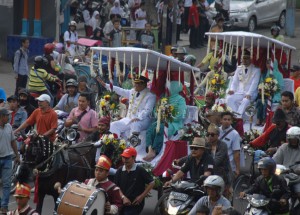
[{"left": 232, "top": 145, "right": 267, "bottom": 213}]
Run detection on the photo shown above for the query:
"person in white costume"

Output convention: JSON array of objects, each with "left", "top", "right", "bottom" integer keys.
[
  {"left": 97, "top": 70, "right": 156, "bottom": 143},
  {"left": 226, "top": 50, "right": 260, "bottom": 117}
]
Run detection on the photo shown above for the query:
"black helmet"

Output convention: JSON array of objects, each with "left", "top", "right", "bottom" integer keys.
[
  {"left": 257, "top": 157, "right": 276, "bottom": 174},
  {"left": 66, "top": 79, "right": 78, "bottom": 87},
  {"left": 34, "top": 56, "right": 48, "bottom": 69}
]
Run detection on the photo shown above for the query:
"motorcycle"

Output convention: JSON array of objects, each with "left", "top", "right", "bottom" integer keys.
[
  {"left": 155, "top": 162, "right": 206, "bottom": 215},
  {"left": 276, "top": 162, "right": 300, "bottom": 215},
  {"left": 244, "top": 189, "right": 282, "bottom": 215}
]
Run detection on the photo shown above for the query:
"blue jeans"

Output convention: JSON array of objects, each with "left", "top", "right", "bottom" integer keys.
[{"left": 0, "top": 155, "right": 12, "bottom": 209}]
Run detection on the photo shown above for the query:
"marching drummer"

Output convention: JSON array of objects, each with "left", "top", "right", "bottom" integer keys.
[
  {"left": 85, "top": 155, "right": 123, "bottom": 215},
  {"left": 8, "top": 183, "right": 39, "bottom": 215}
]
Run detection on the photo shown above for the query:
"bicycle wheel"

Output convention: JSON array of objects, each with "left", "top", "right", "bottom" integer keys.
[{"left": 232, "top": 175, "right": 250, "bottom": 213}]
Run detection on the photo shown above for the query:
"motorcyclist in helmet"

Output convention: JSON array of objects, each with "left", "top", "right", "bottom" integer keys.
[
  {"left": 240, "top": 157, "right": 290, "bottom": 215},
  {"left": 28, "top": 56, "right": 58, "bottom": 97},
  {"left": 271, "top": 25, "right": 284, "bottom": 42},
  {"left": 184, "top": 54, "right": 196, "bottom": 66},
  {"left": 54, "top": 79, "right": 80, "bottom": 113},
  {"left": 189, "top": 175, "right": 231, "bottom": 215},
  {"left": 273, "top": 126, "right": 300, "bottom": 202}
]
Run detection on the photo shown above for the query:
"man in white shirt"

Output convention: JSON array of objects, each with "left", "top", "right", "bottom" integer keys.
[
  {"left": 219, "top": 111, "right": 242, "bottom": 177},
  {"left": 97, "top": 71, "right": 156, "bottom": 143},
  {"left": 226, "top": 50, "right": 260, "bottom": 117},
  {"left": 64, "top": 21, "right": 78, "bottom": 56}
]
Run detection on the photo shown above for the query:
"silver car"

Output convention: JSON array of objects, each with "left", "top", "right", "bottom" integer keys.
[{"left": 207, "top": 0, "right": 286, "bottom": 32}]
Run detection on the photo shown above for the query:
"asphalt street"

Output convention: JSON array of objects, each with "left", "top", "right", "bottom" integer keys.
[{"left": 0, "top": 10, "right": 299, "bottom": 214}]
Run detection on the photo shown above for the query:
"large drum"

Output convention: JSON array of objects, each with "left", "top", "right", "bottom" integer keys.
[{"left": 54, "top": 181, "right": 106, "bottom": 215}]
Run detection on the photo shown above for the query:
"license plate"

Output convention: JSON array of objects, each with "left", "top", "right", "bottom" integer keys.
[{"left": 170, "top": 192, "right": 188, "bottom": 201}]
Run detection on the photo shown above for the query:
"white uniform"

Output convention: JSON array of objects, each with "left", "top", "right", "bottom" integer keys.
[
  {"left": 226, "top": 64, "right": 260, "bottom": 116},
  {"left": 105, "top": 84, "right": 156, "bottom": 137},
  {"left": 64, "top": 30, "right": 78, "bottom": 56}
]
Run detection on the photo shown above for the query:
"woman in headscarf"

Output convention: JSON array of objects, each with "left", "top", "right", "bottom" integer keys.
[
  {"left": 89, "top": 10, "right": 100, "bottom": 32},
  {"left": 256, "top": 59, "right": 284, "bottom": 126},
  {"left": 143, "top": 81, "right": 187, "bottom": 161},
  {"left": 110, "top": 0, "right": 125, "bottom": 18}
]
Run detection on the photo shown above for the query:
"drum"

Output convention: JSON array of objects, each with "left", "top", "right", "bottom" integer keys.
[{"left": 55, "top": 181, "right": 106, "bottom": 215}]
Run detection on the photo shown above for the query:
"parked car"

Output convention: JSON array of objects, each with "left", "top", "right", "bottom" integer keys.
[{"left": 207, "top": 0, "right": 286, "bottom": 32}]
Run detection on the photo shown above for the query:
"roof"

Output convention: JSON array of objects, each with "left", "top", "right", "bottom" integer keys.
[
  {"left": 90, "top": 47, "right": 200, "bottom": 73},
  {"left": 205, "top": 31, "right": 296, "bottom": 51}
]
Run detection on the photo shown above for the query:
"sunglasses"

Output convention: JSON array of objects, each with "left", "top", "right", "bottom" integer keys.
[
  {"left": 206, "top": 133, "right": 217, "bottom": 137},
  {"left": 190, "top": 147, "right": 201, "bottom": 150}
]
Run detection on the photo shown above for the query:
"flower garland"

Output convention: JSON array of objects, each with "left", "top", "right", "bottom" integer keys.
[
  {"left": 128, "top": 91, "right": 147, "bottom": 118},
  {"left": 243, "top": 129, "right": 261, "bottom": 144}
]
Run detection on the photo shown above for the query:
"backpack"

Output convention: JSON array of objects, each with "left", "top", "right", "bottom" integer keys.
[
  {"left": 12, "top": 48, "right": 23, "bottom": 70},
  {"left": 60, "top": 30, "right": 77, "bottom": 43}
]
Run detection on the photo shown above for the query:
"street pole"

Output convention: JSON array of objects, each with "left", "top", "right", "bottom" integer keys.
[
  {"left": 171, "top": 0, "right": 178, "bottom": 45},
  {"left": 286, "top": 0, "right": 295, "bottom": 37},
  {"left": 161, "top": 0, "right": 168, "bottom": 53}
]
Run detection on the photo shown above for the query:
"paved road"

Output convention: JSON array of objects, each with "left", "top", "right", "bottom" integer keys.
[{"left": 0, "top": 11, "right": 300, "bottom": 214}]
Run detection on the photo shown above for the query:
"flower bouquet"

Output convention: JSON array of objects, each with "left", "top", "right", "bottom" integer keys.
[
  {"left": 243, "top": 129, "right": 261, "bottom": 144},
  {"left": 211, "top": 103, "right": 232, "bottom": 113},
  {"left": 100, "top": 134, "right": 128, "bottom": 167},
  {"left": 156, "top": 97, "right": 177, "bottom": 133},
  {"left": 99, "top": 92, "right": 120, "bottom": 120},
  {"left": 258, "top": 76, "right": 280, "bottom": 100},
  {"left": 180, "top": 121, "right": 207, "bottom": 142},
  {"left": 210, "top": 73, "right": 227, "bottom": 98}
]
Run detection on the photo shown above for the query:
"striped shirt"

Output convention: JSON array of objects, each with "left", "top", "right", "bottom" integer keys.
[{"left": 28, "top": 67, "right": 57, "bottom": 92}]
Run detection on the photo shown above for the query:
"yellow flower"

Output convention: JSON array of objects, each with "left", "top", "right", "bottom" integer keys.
[
  {"left": 214, "top": 74, "right": 220, "bottom": 78},
  {"left": 104, "top": 95, "right": 111, "bottom": 101},
  {"left": 100, "top": 99, "right": 106, "bottom": 107},
  {"left": 110, "top": 103, "right": 116, "bottom": 109},
  {"left": 265, "top": 77, "right": 272, "bottom": 83},
  {"left": 220, "top": 80, "right": 225, "bottom": 85},
  {"left": 211, "top": 79, "right": 216, "bottom": 85},
  {"left": 169, "top": 106, "right": 174, "bottom": 111}
]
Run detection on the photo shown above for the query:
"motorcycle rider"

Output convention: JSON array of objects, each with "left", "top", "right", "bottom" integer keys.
[
  {"left": 164, "top": 137, "right": 214, "bottom": 186},
  {"left": 189, "top": 175, "right": 231, "bottom": 215},
  {"left": 18, "top": 88, "right": 35, "bottom": 118},
  {"left": 240, "top": 157, "right": 290, "bottom": 215},
  {"left": 54, "top": 79, "right": 80, "bottom": 113},
  {"left": 273, "top": 126, "right": 300, "bottom": 202},
  {"left": 271, "top": 25, "right": 284, "bottom": 42}
]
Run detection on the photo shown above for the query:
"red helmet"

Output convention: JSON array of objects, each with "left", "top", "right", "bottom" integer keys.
[{"left": 44, "top": 43, "right": 55, "bottom": 55}]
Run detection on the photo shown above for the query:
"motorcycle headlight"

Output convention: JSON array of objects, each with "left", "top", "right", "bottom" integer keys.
[
  {"left": 248, "top": 195, "right": 269, "bottom": 207},
  {"left": 275, "top": 164, "right": 287, "bottom": 175},
  {"left": 67, "top": 128, "right": 78, "bottom": 141}
]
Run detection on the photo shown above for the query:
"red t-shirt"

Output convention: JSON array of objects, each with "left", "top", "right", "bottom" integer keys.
[
  {"left": 26, "top": 108, "right": 58, "bottom": 142},
  {"left": 188, "top": 5, "right": 199, "bottom": 27},
  {"left": 291, "top": 76, "right": 300, "bottom": 92}
]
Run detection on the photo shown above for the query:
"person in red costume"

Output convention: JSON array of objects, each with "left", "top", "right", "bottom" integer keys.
[{"left": 85, "top": 155, "right": 123, "bottom": 215}]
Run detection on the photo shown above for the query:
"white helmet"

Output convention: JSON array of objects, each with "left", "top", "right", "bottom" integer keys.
[
  {"left": 204, "top": 175, "right": 225, "bottom": 194},
  {"left": 69, "top": 21, "right": 77, "bottom": 27},
  {"left": 286, "top": 127, "right": 300, "bottom": 141}
]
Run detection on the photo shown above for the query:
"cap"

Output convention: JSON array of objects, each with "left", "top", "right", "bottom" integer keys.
[
  {"left": 95, "top": 155, "right": 112, "bottom": 170},
  {"left": 98, "top": 116, "right": 111, "bottom": 125},
  {"left": 14, "top": 183, "right": 31, "bottom": 198},
  {"left": 121, "top": 147, "right": 137, "bottom": 158},
  {"left": 175, "top": 47, "right": 187, "bottom": 54},
  {"left": 291, "top": 65, "right": 300, "bottom": 71},
  {"left": 18, "top": 88, "right": 29, "bottom": 96},
  {"left": 36, "top": 94, "right": 51, "bottom": 103},
  {"left": 134, "top": 69, "right": 150, "bottom": 83},
  {"left": 7, "top": 95, "right": 18, "bottom": 102},
  {"left": 190, "top": 137, "right": 207, "bottom": 148},
  {"left": 0, "top": 107, "right": 12, "bottom": 115}
]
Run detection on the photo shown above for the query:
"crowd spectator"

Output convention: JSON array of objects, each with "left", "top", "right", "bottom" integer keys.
[
  {"left": 280, "top": 91, "right": 300, "bottom": 127},
  {"left": 135, "top": 2, "right": 147, "bottom": 29},
  {"left": 0, "top": 87, "right": 6, "bottom": 107},
  {"left": 90, "top": 10, "right": 100, "bottom": 32},
  {"left": 64, "top": 21, "right": 78, "bottom": 56},
  {"left": 110, "top": 0, "right": 125, "bottom": 18},
  {"left": 188, "top": 0, "right": 200, "bottom": 49},
  {"left": 109, "top": 20, "right": 122, "bottom": 47},
  {"left": 137, "top": 23, "right": 155, "bottom": 49},
  {"left": 290, "top": 65, "right": 300, "bottom": 92},
  {"left": 82, "top": 0, "right": 94, "bottom": 36}
]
